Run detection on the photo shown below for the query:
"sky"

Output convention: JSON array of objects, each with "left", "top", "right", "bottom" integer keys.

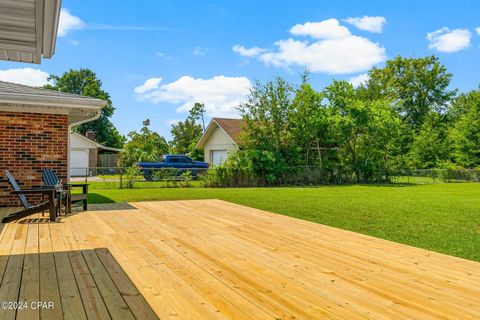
[{"left": 0, "top": 0, "right": 479, "bottom": 139}]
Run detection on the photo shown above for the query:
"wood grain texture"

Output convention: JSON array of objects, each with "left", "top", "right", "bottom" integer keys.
[{"left": 1, "top": 200, "right": 480, "bottom": 319}]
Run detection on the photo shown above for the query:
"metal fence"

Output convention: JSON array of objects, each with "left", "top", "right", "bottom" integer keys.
[
  {"left": 70, "top": 166, "right": 206, "bottom": 189},
  {"left": 69, "top": 166, "right": 480, "bottom": 189}
]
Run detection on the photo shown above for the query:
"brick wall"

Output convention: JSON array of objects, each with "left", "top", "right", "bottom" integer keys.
[{"left": 0, "top": 111, "right": 68, "bottom": 207}]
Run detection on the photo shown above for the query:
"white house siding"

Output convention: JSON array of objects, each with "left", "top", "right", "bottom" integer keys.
[{"left": 204, "top": 126, "right": 238, "bottom": 165}]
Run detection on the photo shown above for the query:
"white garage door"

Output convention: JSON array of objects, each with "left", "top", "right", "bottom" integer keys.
[
  {"left": 70, "top": 149, "right": 89, "bottom": 176},
  {"left": 212, "top": 150, "right": 228, "bottom": 166}
]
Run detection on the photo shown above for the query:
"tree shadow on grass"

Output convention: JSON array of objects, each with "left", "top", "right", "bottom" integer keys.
[
  {"left": 87, "top": 193, "right": 116, "bottom": 204},
  {"left": 357, "top": 182, "right": 422, "bottom": 188}
]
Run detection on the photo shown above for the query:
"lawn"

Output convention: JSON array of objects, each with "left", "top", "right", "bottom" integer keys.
[{"left": 84, "top": 183, "right": 480, "bottom": 262}]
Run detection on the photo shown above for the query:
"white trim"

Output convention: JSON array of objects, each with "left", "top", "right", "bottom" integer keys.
[
  {"left": 42, "top": 0, "right": 62, "bottom": 58},
  {"left": 214, "top": 120, "right": 238, "bottom": 146},
  {"left": 67, "top": 124, "right": 71, "bottom": 182},
  {"left": 0, "top": 94, "right": 105, "bottom": 109},
  {"left": 70, "top": 110, "right": 101, "bottom": 128},
  {"left": 0, "top": 104, "right": 69, "bottom": 115},
  {"left": 196, "top": 119, "right": 238, "bottom": 149}
]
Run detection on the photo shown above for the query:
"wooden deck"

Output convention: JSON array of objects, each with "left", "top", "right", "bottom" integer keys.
[{"left": 1, "top": 200, "right": 480, "bottom": 319}]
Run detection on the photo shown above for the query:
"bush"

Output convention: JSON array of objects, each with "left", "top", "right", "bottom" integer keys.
[
  {"left": 202, "top": 151, "right": 256, "bottom": 187},
  {"left": 122, "top": 165, "right": 138, "bottom": 189},
  {"left": 180, "top": 170, "right": 193, "bottom": 188}
]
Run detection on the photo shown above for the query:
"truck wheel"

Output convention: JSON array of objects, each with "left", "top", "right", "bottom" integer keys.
[{"left": 144, "top": 171, "right": 153, "bottom": 181}]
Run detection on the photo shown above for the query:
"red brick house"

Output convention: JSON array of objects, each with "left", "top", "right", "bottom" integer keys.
[{"left": 0, "top": 81, "right": 106, "bottom": 207}]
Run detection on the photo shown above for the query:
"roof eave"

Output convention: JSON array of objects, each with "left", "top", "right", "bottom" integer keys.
[
  {"left": 42, "top": 0, "right": 62, "bottom": 59},
  {"left": 0, "top": 93, "right": 107, "bottom": 109}
]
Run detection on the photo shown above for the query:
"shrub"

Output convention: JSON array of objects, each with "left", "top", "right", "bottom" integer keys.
[
  {"left": 202, "top": 151, "right": 256, "bottom": 187},
  {"left": 122, "top": 165, "right": 138, "bottom": 189},
  {"left": 180, "top": 170, "right": 193, "bottom": 188}
]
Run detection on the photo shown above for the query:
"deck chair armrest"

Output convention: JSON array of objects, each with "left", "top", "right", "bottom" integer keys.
[
  {"left": 12, "top": 188, "right": 56, "bottom": 194},
  {"left": 66, "top": 183, "right": 89, "bottom": 187}
]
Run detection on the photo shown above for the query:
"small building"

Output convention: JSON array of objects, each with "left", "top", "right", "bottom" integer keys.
[
  {"left": 196, "top": 118, "right": 246, "bottom": 166},
  {"left": 0, "top": 81, "right": 106, "bottom": 207},
  {"left": 69, "top": 132, "right": 121, "bottom": 176}
]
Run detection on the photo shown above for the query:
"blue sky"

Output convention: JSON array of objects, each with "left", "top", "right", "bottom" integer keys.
[{"left": 0, "top": 0, "right": 479, "bottom": 139}]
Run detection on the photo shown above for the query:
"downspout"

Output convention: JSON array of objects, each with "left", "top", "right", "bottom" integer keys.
[{"left": 67, "top": 110, "right": 101, "bottom": 182}]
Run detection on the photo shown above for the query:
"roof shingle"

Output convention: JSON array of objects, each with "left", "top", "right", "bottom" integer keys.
[{"left": 213, "top": 118, "right": 246, "bottom": 144}]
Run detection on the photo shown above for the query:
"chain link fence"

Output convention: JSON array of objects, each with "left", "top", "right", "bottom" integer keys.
[{"left": 69, "top": 166, "right": 480, "bottom": 189}]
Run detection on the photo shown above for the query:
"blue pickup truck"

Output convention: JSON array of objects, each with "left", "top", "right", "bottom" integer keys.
[{"left": 137, "top": 154, "right": 209, "bottom": 181}]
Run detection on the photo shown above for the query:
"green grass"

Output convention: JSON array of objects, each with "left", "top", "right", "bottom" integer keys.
[{"left": 84, "top": 183, "right": 480, "bottom": 262}]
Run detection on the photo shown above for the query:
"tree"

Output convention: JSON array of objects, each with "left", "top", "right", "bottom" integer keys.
[
  {"left": 170, "top": 118, "right": 203, "bottom": 160},
  {"left": 408, "top": 112, "right": 450, "bottom": 168},
  {"left": 363, "top": 55, "right": 456, "bottom": 130},
  {"left": 237, "top": 77, "right": 295, "bottom": 183},
  {"left": 325, "top": 81, "right": 401, "bottom": 181},
  {"left": 448, "top": 88, "right": 480, "bottom": 167},
  {"left": 239, "top": 77, "right": 294, "bottom": 153},
  {"left": 45, "top": 68, "right": 125, "bottom": 148},
  {"left": 290, "top": 82, "right": 329, "bottom": 166},
  {"left": 119, "top": 126, "right": 169, "bottom": 167},
  {"left": 189, "top": 102, "right": 206, "bottom": 132}
]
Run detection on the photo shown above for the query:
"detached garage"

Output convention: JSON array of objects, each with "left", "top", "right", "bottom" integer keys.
[
  {"left": 196, "top": 118, "right": 246, "bottom": 166},
  {"left": 70, "top": 132, "right": 121, "bottom": 176}
]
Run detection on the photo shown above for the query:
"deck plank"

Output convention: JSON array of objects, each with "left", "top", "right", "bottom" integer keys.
[
  {"left": 17, "top": 220, "right": 40, "bottom": 320},
  {"left": 50, "top": 222, "right": 87, "bottom": 320},
  {"left": 68, "top": 250, "right": 111, "bottom": 320},
  {"left": 0, "top": 223, "right": 27, "bottom": 320},
  {"left": 1, "top": 200, "right": 480, "bottom": 319},
  {"left": 95, "top": 248, "right": 159, "bottom": 320},
  {"left": 81, "top": 250, "right": 135, "bottom": 320},
  {"left": 54, "top": 252, "right": 88, "bottom": 320},
  {"left": 38, "top": 222, "right": 63, "bottom": 320}
]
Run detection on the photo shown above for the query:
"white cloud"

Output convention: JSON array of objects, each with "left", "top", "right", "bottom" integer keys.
[
  {"left": 259, "top": 36, "right": 385, "bottom": 74},
  {"left": 135, "top": 75, "right": 252, "bottom": 117},
  {"left": 476, "top": 27, "right": 480, "bottom": 36},
  {"left": 193, "top": 47, "right": 208, "bottom": 56},
  {"left": 345, "top": 16, "right": 386, "bottom": 33},
  {"left": 233, "top": 18, "right": 386, "bottom": 74},
  {"left": 58, "top": 8, "right": 85, "bottom": 37},
  {"left": 68, "top": 40, "right": 80, "bottom": 46},
  {"left": 134, "top": 77, "right": 162, "bottom": 94},
  {"left": 348, "top": 73, "right": 370, "bottom": 87},
  {"left": 0, "top": 68, "right": 50, "bottom": 87},
  {"left": 290, "top": 19, "right": 351, "bottom": 39},
  {"left": 232, "top": 45, "right": 267, "bottom": 57},
  {"left": 427, "top": 27, "right": 471, "bottom": 53}
]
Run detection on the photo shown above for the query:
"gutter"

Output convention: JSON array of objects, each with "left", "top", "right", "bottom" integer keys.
[{"left": 0, "top": 94, "right": 106, "bottom": 109}]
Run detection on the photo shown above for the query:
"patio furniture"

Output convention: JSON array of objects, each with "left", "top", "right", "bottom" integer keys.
[
  {"left": 42, "top": 168, "right": 89, "bottom": 211},
  {"left": 2, "top": 170, "right": 58, "bottom": 223}
]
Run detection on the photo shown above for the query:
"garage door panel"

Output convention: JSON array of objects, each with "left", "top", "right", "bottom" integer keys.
[
  {"left": 70, "top": 149, "right": 89, "bottom": 176},
  {"left": 212, "top": 150, "right": 228, "bottom": 166}
]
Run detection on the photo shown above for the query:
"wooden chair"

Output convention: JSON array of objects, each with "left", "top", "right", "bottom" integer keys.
[
  {"left": 42, "top": 168, "right": 89, "bottom": 212},
  {"left": 2, "top": 170, "right": 58, "bottom": 223}
]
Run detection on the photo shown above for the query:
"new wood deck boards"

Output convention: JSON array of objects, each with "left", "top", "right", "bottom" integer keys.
[
  {"left": 0, "top": 212, "right": 157, "bottom": 320},
  {"left": 0, "top": 200, "right": 479, "bottom": 319}
]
